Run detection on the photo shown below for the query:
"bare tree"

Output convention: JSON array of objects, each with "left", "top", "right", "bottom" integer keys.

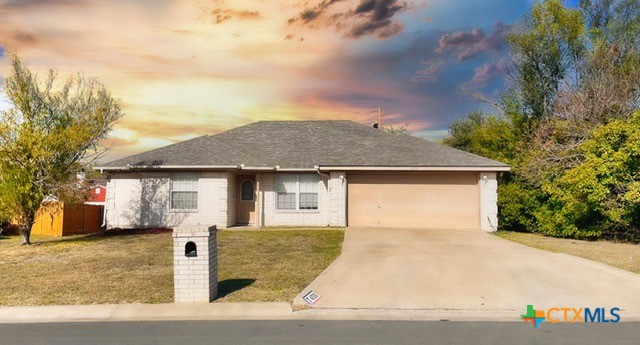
[{"left": 523, "top": 44, "right": 640, "bottom": 181}]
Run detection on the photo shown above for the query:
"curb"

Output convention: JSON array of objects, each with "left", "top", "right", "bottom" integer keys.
[
  {"left": 0, "top": 302, "right": 293, "bottom": 324},
  {"left": 1, "top": 303, "right": 639, "bottom": 323}
]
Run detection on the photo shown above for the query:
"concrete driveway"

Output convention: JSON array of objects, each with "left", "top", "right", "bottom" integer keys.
[{"left": 294, "top": 228, "right": 640, "bottom": 315}]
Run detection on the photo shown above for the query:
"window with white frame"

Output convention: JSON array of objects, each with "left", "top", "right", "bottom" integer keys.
[
  {"left": 276, "top": 174, "right": 319, "bottom": 210},
  {"left": 170, "top": 172, "right": 199, "bottom": 210}
]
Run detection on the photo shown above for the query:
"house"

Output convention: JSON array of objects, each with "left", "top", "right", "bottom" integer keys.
[
  {"left": 85, "top": 180, "right": 107, "bottom": 206},
  {"left": 95, "top": 121, "right": 509, "bottom": 231}
]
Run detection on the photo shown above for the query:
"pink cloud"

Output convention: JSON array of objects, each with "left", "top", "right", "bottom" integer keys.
[
  {"left": 436, "top": 22, "right": 511, "bottom": 61},
  {"left": 411, "top": 59, "right": 445, "bottom": 82},
  {"left": 463, "top": 58, "right": 509, "bottom": 88}
]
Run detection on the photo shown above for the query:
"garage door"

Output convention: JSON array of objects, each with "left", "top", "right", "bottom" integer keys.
[{"left": 347, "top": 172, "right": 479, "bottom": 229}]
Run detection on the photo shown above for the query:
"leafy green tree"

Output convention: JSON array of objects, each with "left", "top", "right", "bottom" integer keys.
[
  {"left": 507, "top": 0, "right": 585, "bottom": 121},
  {"left": 444, "top": 0, "right": 640, "bottom": 240},
  {"left": 442, "top": 111, "right": 518, "bottom": 165},
  {"left": 537, "top": 111, "right": 640, "bottom": 240},
  {"left": 497, "top": 178, "right": 544, "bottom": 232},
  {"left": 442, "top": 110, "right": 540, "bottom": 231},
  {"left": 523, "top": 41, "right": 640, "bottom": 180},
  {"left": 580, "top": 0, "right": 640, "bottom": 48},
  {"left": 0, "top": 53, "right": 123, "bottom": 244}
]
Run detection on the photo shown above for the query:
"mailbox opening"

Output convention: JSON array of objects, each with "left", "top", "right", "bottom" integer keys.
[{"left": 185, "top": 241, "right": 197, "bottom": 257}]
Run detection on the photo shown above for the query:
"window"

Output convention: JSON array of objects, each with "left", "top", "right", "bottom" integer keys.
[
  {"left": 276, "top": 174, "right": 297, "bottom": 210},
  {"left": 241, "top": 180, "right": 254, "bottom": 201},
  {"left": 276, "top": 174, "right": 319, "bottom": 210},
  {"left": 171, "top": 172, "right": 198, "bottom": 210},
  {"left": 298, "top": 174, "right": 319, "bottom": 209}
]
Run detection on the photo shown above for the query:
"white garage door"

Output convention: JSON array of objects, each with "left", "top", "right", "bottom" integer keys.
[{"left": 347, "top": 172, "right": 480, "bottom": 229}]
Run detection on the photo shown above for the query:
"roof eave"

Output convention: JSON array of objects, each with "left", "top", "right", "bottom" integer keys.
[
  {"left": 94, "top": 164, "right": 511, "bottom": 173},
  {"left": 93, "top": 165, "right": 240, "bottom": 172},
  {"left": 93, "top": 165, "right": 322, "bottom": 172},
  {"left": 317, "top": 165, "right": 511, "bottom": 172}
]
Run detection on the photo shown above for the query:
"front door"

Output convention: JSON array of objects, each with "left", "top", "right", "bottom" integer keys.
[{"left": 236, "top": 175, "right": 256, "bottom": 225}]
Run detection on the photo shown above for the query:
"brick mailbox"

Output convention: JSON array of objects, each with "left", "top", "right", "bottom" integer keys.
[{"left": 173, "top": 226, "right": 218, "bottom": 302}]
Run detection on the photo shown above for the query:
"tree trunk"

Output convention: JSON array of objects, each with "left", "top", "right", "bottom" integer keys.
[
  {"left": 20, "top": 230, "right": 32, "bottom": 245},
  {"left": 19, "top": 216, "right": 34, "bottom": 245}
]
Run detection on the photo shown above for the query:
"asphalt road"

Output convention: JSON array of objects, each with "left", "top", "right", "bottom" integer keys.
[{"left": 1, "top": 320, "right": 638, "bottom": 345}]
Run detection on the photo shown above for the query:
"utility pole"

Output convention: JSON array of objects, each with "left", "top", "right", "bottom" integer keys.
[{"left": 372, "top": 106, "right": 383, "bottom": 129}]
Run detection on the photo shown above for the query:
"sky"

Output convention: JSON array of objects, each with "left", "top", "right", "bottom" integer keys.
[{"left": 0, "top": 0, "right": 551, "bottom": 161}]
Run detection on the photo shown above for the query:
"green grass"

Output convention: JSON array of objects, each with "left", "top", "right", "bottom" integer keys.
[
  {"left": 216, "top": 229, "right": 343, "bottom": 302},
  {"left": 496, "top": 231, "right": 640, "bottom": 274},
  {"left": 0, "top": 228, "right": 344, "bottom": 306}
]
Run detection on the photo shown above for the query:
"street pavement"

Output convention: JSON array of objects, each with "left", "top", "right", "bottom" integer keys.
[{"left": 0, "top": 320, "right": 638, "bottom": 345}]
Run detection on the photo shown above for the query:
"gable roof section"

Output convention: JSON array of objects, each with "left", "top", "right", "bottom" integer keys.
[{"left": 98, "top": 120, "right": 509, "bottom": 171}]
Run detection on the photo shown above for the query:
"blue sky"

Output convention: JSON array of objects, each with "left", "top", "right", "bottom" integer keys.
[{"left": 0, "top": 0, "right": 559, "bottom": 160}]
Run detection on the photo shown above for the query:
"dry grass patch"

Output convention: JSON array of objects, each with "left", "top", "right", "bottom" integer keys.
[
  {"left": 0, "top": 230, "right": 174, "bottom": 306},
  {"left": 0, "top": 228, "right": 344, "bottom": 306},
  {"left": 496, "top": 231, "right": 640, "bottom": 274}
]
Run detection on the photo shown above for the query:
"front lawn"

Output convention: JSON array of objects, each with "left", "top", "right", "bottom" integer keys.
[
  {"left": 495, "top": 231, "right": 640, "bottom": 274},
  {"left": 0, "top": 228, "right": 344, "bottom": 306}
]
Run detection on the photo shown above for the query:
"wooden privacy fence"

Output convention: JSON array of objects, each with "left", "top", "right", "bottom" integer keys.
[{"left": 31, "top": 202, "right": 103, "bottom": 237}]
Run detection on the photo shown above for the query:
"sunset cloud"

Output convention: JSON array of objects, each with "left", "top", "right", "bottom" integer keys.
[
  {"left": 0, "top": 0, "right": 529, "bottom": 161},
  {"left": 291, "top": 0, "right": 344, "bottom": 24},
  {"left": 0, "top": 0, "right": 89, "bottom": 10},
  {"left": 411, "top": 59, "right": 445, "bottom": 82},
  {"left": 436, "top": 22, "right": 512, "bottom": 61},
  {"left": 198, "top": 0, "right": 263, "bottom": 24},
  {"left": 288, "top": 0, "right": 411, "bottom": 39},
  {"left": 463, "top": 58, "right": 509, "bottom": 88}
]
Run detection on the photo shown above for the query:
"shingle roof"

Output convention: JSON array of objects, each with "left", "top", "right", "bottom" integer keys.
[{"left": 99, "top": 120, "right": 509, "bottom": 170}]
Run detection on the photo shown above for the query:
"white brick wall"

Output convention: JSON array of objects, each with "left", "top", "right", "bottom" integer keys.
[
  {"left": 256, "top": 173, "right": 264, "bottom": 226},
  {"left": 479, "top": 172, "right": 498, "bottom": 232},
  {"left": 258, "top": 172, "right": 346, "bottom": 227},
  {"left": 106, "top": 171, "right": 234, "bottom": 229},
  {"left": 328, "top": 171, "right": 346, "bottom": 227},
  {"left": 260, "top": 173, "right": 330, "bottom": 226},
  {"left": 106, "top": 170, "right": 348, "bottom": 229},
  {"left": 173, "top": 226, "right": 217, "bottom": 302},
  {"left": 226, "top": 172, "right": 236, "bottom": 227},
  {"left": 107, "top": 170, "right": 495, "bottom": 230}
]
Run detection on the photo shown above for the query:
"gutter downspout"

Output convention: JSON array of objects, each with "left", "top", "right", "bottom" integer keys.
[
  {"left": 101, "top": 202, "right": 107, "bottom": 229},
  {"left": 487, "top": 216, "right": 497, "bottom": 232},
  {"left": 316, "top": 166, "right": 348, "bottom": 227},
  {"left": 261, "top": 186, "right": 265, "bottom": 227},
  {"left": 315, "top": 165, "right": 330, "bottom": 179},
  {"left": 100, "top": 173, "right": 108, "bottom": 230}
]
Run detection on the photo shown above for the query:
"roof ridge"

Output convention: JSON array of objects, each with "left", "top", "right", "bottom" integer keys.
[
  {"left": 101, "top": 134, "right": 212, "bottom": 166},
  {"left": 252, "top": 119, "right": 355, "bottom": 123},
  {"left": 99, "top": 120, "right": 510, "bottom": 169}
]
